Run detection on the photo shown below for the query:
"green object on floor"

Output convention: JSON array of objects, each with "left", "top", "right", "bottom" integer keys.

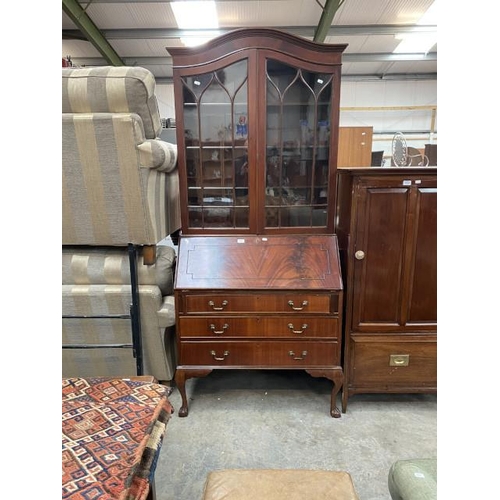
[{"left": 388, "top": 458, "right": 437, "bottom": 500}]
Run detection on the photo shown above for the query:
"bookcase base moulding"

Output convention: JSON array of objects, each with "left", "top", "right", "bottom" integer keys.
[{"left": 174, "top": 234, "right": 344, "bottom": 418}]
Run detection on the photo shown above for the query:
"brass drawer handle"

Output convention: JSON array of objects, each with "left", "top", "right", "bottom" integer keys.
[
  {"left": 289, "top": 350, "right": 308, "bottom": 360},
  {"left": 389, "top": 354, "right": 409, "bottom": 366},
  {"left": 288, "top": 300, "right": 308, "bottom": 311},
  {"left": 287, "top": 323, "right": 308, "bottom": 334},
  {"left": 210, "top": 350, "right": 229, "bottom": 361},
  {"left": 208, "top": 300, "right": 228, "bottom": 311},
  {"left": 209, "top": 323, "right": 229, "bottom": 335}
]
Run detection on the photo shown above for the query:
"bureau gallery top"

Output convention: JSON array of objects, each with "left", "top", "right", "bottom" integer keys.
[{"left": 168, "top": 28, "right": 347, "bottom": 235}]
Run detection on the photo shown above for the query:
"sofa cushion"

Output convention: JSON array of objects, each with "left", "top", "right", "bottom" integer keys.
[
  {"left": 202, "top": 469, "right": 359, "bottom": 500},
  {"left": 388, "top": 458, "right": 437, "bottom": 500},
  {"left": 138, "top": 139, "right": 178, "bottom": 173},
  {"left": 62, "top": 113, "right": 174, "bottom": 246},
  {"left": 62, "top": 245, "right": 176, "bottom": 296},
  {"left": 62, "top": 66, "right": 162, "bottom": 139}
]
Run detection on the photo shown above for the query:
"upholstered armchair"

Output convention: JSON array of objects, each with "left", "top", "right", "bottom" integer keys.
[{"left": 62, "top": 66, "right": 181, "bottom": 382}]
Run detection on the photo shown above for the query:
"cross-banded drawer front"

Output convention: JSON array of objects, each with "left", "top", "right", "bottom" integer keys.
[
  {"left": 181, "top": 293, "right": 337, "bottom": 314},
  {"left": 178, "top": 316, "right": 338, "bottom": 338},
  {"left": 179, "top": 341, "right": 339, "bottom": 366}
]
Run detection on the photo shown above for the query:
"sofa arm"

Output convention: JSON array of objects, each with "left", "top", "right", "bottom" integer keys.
[
  {"left": 388, "top": 458, "right": 437, "bottom": 500},
  {"left": 138, "top": 139, "right": 177, "bottom": 173}
]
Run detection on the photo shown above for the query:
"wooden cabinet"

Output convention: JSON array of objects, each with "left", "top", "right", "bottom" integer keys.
[
  {"left": 169, "top": 29, "right": 347, "bottom": 417},
  {"left": 335, "top": 167, "right": 437, "bottom": 411},
  {"left": 174, "top": 235, "right": 344, "bottom": 417},
  {"left": 338, "top": 127, "right": 373, "bottom": 167}
]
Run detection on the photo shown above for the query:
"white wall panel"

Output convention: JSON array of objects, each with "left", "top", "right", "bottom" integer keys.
[
  {"left": 156, "top": 78, "right": 437, "bottom": 161},
  {"left": 155, "top": 83, "right": 176, "bottom": 122}
]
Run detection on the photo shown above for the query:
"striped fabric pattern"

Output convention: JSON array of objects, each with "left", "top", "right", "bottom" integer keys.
[
  {"left": 62, "top": 245, "right": 176, "bottom": 296},
  {"left": 62, "top": 66, "right": 161, "bottom": 139},
  {"left": 137, "top": 139, "right": 178, "bottom": 173},
  {"left": 62, "top": 67, "right": 180, "bottom": 380},
  {"left": 62, "top": 284, "right": 176, "bottom": 380},
  {"left": 62, "top": 348, "right": 137, "bottom": 378},
  {"left": 62, "top": 113, "right": 179, "bottom": 245}
]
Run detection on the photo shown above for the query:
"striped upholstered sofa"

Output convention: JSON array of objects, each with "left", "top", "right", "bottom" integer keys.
[{"left": 62, "top": 66, "right": 181, "bottom": 382}]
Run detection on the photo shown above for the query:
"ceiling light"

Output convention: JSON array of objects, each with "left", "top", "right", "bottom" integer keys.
[
  {"left": 393, "top": 0, "right": 437, "bottom": 55},
  {"left": 171, "top": 0, "right": 219, "bottom": 47},
  {"left": 393, "top": 33, "right": 437, "bottom": 55}
]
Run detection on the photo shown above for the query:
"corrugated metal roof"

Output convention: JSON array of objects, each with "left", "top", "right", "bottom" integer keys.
[{"left": 62, "top": 0, "right": 437, "bottom": 82}]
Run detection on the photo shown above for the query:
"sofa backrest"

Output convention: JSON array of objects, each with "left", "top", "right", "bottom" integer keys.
[
  {"left": 62, "top": 66, "right": 162, "bottom": 139},
  {"left": 62, "top": 67, "right": 180, "bottom": 246}
]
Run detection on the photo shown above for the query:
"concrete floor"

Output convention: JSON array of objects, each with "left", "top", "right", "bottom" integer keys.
[{"left": 153, "top": 369, "right": 437, "bottom": 500}]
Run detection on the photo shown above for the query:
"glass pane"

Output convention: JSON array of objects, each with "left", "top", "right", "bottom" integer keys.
[
  {"left": 234, "top": 145, "right": 249, "bottom": 196},
  {"left": 182, "top": 101, "right": 199, "bottom": 145},
  {"left": 201, "top": 147, "right": 234, "bottom": 188},
  {"left": 220, "top": 60, "right": 247, "bottom": 99},
  {"left": 234, "top": 207, "right": 249, "bottom": 228},
  {"left": 265, "top": 206, "right": 279, "bottom": 227},
  {"left": 188, "top": 207, "right": 203, "bottom": 227},
  {"left": 312, "top": 207, "right": 328, "bottom": 226},
  {"left": 186, "top": 148, "right": 200, "bottom": 187},
  {"left": 187, "top": 186, "right": 202, "bottom": 206},
  {"left": 287, "top": 206, "right": 312, "bottom": 226},
  {"left": 203, "top": 206, "right": 233, "bottom": 228}
]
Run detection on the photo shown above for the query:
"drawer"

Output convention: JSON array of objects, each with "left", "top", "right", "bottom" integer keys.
[
  {"left": 348, "top": 336, "right": 437, "bottom": 388},
  {"left": 178, "top": 316, "right": 338, "bottom": 339},
  {"left": 179, "top": 340, "right": 340, "bottom": 367},
  {"left": 179, "top": 293, "right": 337, "bottom": 314}
]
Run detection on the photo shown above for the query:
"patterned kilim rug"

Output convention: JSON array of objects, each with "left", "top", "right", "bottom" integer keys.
[{"left": 62, "top": 377, "right": 174, "bottom": 500}]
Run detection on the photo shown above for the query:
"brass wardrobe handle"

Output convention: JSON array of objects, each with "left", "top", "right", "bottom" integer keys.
[
  {"left": 355, "top": 250, "right": 365, "bottom": 260},
  {"left": 208, "top": 300, "right": 228, "bottom": 311},
  {"left": 209, "top": 323, "right": 229, "bottom": 335},
  {"left": 287, "top": 323, "right": 308, "bottom": 334},
  {"left": 288, "top": 300, "right": 308, "bottom": 311},
  {"left": 210, "top": 350, "right": 229, "bottom": 361}
]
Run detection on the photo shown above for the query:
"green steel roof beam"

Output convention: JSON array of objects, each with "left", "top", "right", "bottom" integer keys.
[
  {"left": 314, "top": 0, "right": 346, "bottom": 43},
  {"left": 62, "top": 0, "right": 124, "bottom": 66}
]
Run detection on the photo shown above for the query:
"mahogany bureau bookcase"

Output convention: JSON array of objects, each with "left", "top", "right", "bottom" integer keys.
[
  {"left": 335, "top": 167, "right": 437, "bottom": 411},
  {"left": 168, "top": 28, "right": 347, "bottom": 417}
]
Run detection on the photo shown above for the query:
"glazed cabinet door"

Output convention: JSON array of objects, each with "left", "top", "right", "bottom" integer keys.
[
  {"left": 350, "top": 175, "right": 436, "bottom": 333},
  {"left": 260, "top": 54, "right": 341, "bottom": 233},
  {"left": 174, "top": 53, "right": 257, "bottom": 233}
]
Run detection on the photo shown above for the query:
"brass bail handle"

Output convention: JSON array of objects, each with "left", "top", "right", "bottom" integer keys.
[
  {"left": 289, "top": 350, "right": 308, "bottom": 360},
  {"left": 288, "top": 300, "right": 308, "bottom": 311},
  {"left": 287, "top": 323, "right": 308, "bottom": 334},
  {"left": 210, "top": 350, "right": 229, "bottom": 361},
  {"left": 209, "top": 323, "right": 229, "bottom": 335},
  {"left": 208, "top": 300, "right": 228, "bottom": 311}
]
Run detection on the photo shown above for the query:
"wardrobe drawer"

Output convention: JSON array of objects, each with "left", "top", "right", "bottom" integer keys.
[
  {"left": 179, "top": 293, "right": 337, "bottom": 314},
  {"left": 178, "top": 316, "right": 339, "bottom": 338},
  {"left": 179, "top": 340, "right": 340, "bottom": 366},
  {"left": 348, "top": 336, "right": 437, "bottom": 388}
]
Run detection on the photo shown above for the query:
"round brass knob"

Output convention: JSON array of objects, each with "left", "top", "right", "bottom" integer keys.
[{"left": 355, "top": 250, "right": 365, "bottom": 260}]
